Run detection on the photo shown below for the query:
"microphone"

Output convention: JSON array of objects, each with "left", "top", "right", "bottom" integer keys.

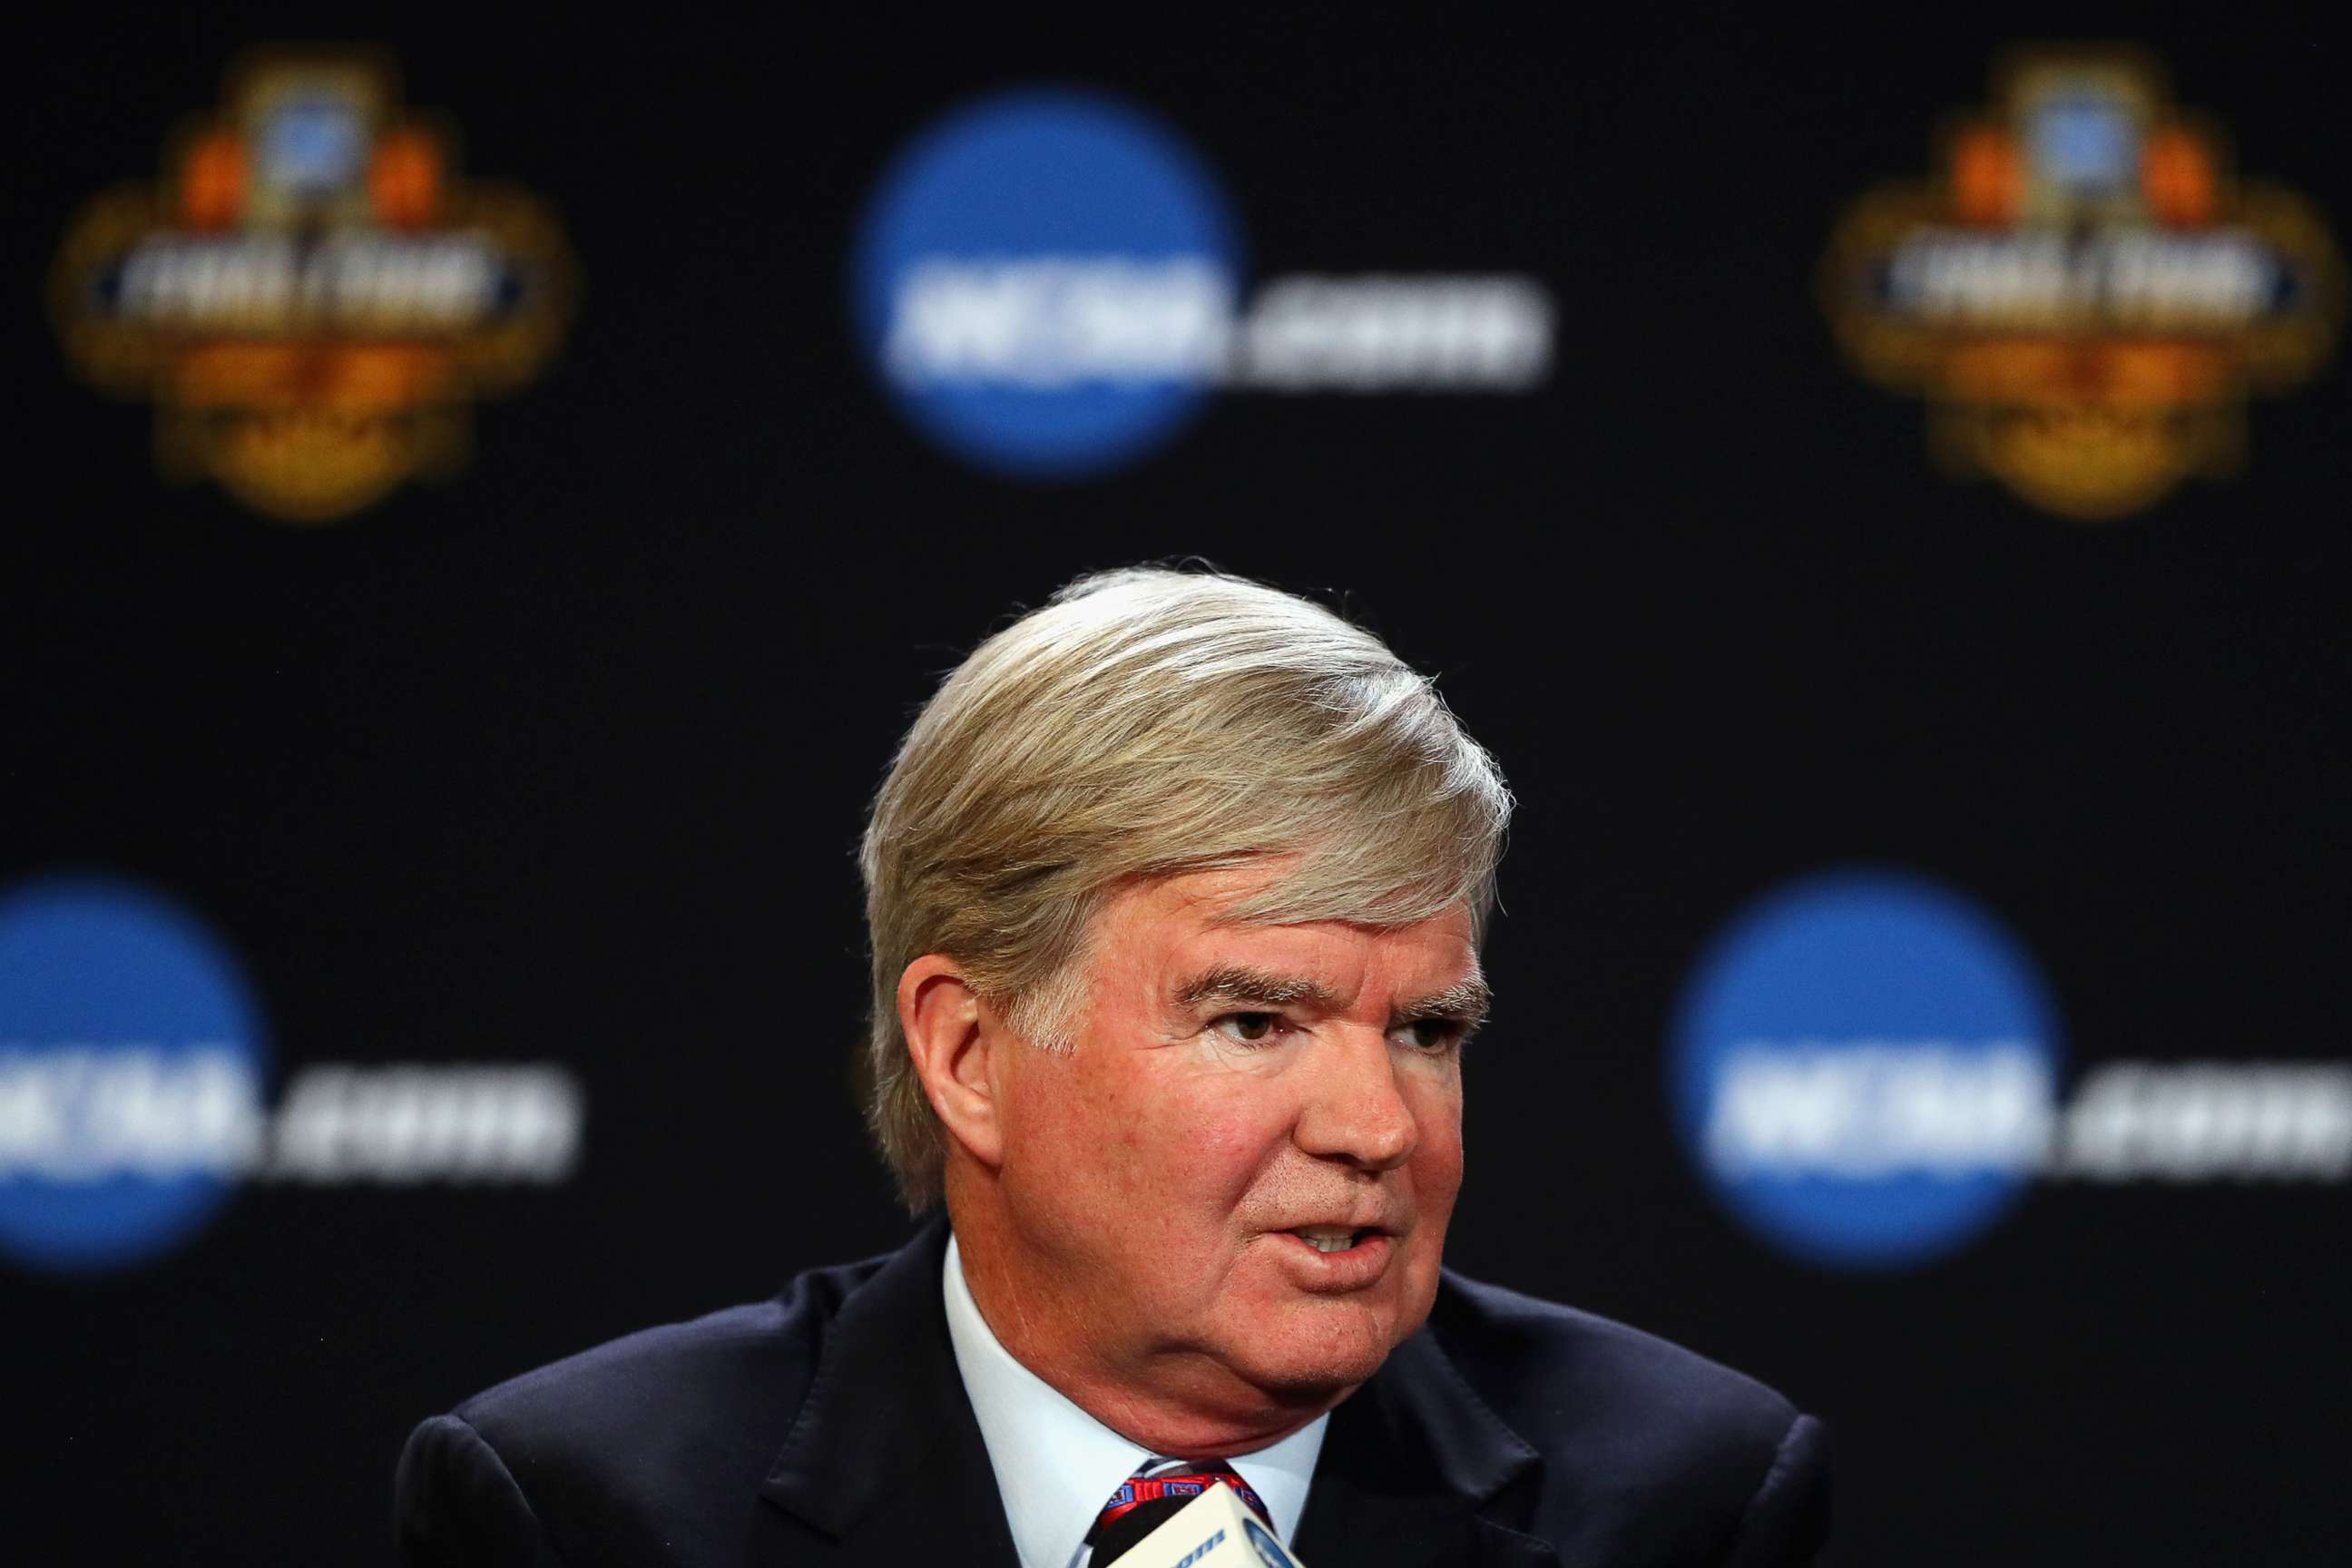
[{"left": 1091, "top": 1477, "right": 1307, "bottom": 1568}]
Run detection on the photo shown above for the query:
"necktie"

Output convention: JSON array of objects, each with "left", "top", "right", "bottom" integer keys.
[{"left": 1083, "top": 1455, "right": 1271, "bottom": 1565}]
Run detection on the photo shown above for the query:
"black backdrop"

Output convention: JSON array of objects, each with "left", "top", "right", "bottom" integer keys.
[{"left": 5, "top": 6, "right": 2347, "bottom": 1563}]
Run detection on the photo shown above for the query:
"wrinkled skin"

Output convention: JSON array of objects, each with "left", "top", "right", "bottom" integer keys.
[{"left": 906, "top": 865, "right": 1479, "bottom": 1454}]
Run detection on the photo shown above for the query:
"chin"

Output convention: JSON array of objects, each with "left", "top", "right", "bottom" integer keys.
[{"left": 1234, "top": 1298, "right": 1409, "bottom": 1396}]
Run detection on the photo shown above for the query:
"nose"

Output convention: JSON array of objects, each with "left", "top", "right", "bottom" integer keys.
[{"left": 1293, "top": 1027, "right": 1419, "bottom": 1171}]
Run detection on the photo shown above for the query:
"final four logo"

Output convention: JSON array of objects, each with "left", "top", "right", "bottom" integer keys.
[
  {"left": 1821, "top": 54, "right": 2342, "bottom": 520},
  {"left": 50, "top": 56, "right": 574, "bottom": 523}
]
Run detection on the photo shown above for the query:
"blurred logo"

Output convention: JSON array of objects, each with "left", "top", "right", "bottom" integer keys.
[
  {"left": 855, "top": 90, "right": 1239, "bottom": 475},
  {"left": 1241, "top": 1519, "right": 1296, "bottom": 1567},
  {"left": 0, "top": 878, "right": 269, "bottom": 1269},
  {"left": 1671, "top": 870, "right": 2061, "bottom": 1269},
  {"left": 49, "top": 55, "right": 574, "bottom": 523},
  {"left": 1672, "top": 868, "right": 2352, "bottom": 1271},
  {"left": 1821, "top": 54, "right": 2342, "bottom": 520},
  {"left": 0, "top": 876, "right": 583, "bottom": 1276},
  {"left": 853, "top": 87, "right": 1553, "bottom": 477}
]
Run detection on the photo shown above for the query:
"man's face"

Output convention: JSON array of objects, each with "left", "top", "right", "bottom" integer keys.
[{"left": 983, "top": 865, "right": 1481, "bottom": 1424}]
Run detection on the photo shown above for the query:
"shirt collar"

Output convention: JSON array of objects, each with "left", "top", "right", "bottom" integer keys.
[{"left": 942, "top": 1232, "right": 1326, "bottom": 1568}]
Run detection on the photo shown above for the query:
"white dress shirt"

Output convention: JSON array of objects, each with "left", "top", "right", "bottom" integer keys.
[{"left": 943, "top": 1233, "right": 1326, "bottom": 1568}]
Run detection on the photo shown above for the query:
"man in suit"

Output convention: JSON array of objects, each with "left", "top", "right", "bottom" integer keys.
[{"left": 397, "top": 568, "right": 1829, "bottom": 1566}]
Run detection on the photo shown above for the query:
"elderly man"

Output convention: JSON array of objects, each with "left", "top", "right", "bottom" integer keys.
[{"left": 397, "top": 568, "right": 1828, "bottom": 1566}]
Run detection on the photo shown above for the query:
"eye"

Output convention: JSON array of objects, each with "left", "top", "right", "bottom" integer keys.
[
  {"left": 1394, "top": 1018, "right": 1464, "bottom": 1054},
  {"left": 1211, "top": 1012, "right": 1286, "bottom": 1046}
]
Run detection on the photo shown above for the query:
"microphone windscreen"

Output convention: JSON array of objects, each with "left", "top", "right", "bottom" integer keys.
[
  {"left": 1091, "top": 1495, "right": 1191, "bottom": 1564},
  {"left": 1089, "top": 1482, "right": 1308, "bottom": 1568}
]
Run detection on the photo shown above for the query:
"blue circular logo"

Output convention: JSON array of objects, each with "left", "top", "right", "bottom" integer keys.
[
  {"left": 1670, "top": 870, "right": 2061, "bottom": 1269},
  {"left": 1242, "top": 1519, "right": 1296, "bottom": 1568},
  {"left": 851, "top": 87, "right": 1242, "bottom": 476},
  {"left": 0, "top": 878, "right": 269, "bottom": 1272}
]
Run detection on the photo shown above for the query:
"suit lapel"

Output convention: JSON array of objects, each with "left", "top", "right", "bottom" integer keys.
[
  {"left": 759, "top": 1219, "right": 1019, "bottom": 1566},
  {"left": 755, "top": 1226, "right": 1558, "bottom": 1568},
  {"left": 1292, "top": 1328, "right": 1560, "bottom": 1568}
]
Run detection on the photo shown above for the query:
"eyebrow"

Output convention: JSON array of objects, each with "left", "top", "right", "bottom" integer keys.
[
  {"left": 1173, "top": 964, "right": 1493, "bottom": 1031},
  {"left": 1176, "top": 965, "right": 1343, "bottom": 1013},
  {"left": 1403, "top": 975, "right": 1494, "bottom": 1032}
]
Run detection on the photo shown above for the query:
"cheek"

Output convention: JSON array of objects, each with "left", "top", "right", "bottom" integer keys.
[
  {"left": 1029, "top": 1059, "right": 1150, "bottom": 1191},
  {"left": 1407, "top": 1075, "right": 1466, "bottom": 1214},
  {"left": 1186, "top": 1099, "right": 1288, "bottom": 1201},
  {"left": 1396, "top": 1081, "right": 1464, "bottom": 1331},
  {"left": 1146, "top": 1075, "right": 1297, "bottom": 1213},
  {"left": 1089, "top": 1064, "right": 1302, "bottom": 1227},
  {"left": 1044, "top": 1051, "right": 1264, "bottom": 1199},
  {"left": 1415, "top": 1133, "right": 1465, "bottom": 1222}
]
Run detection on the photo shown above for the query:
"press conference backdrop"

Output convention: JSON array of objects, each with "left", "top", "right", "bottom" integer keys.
[{"left": 5, "top": 7, "right": 2347, "bottom": 1563}]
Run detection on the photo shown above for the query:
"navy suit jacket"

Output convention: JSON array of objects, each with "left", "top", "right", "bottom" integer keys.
[{"left": 397, "top": 1221, "right": 1828, "bottom": 1566}]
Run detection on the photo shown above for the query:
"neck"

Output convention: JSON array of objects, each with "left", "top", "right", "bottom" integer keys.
[{"left": 945, "top": 1178, "right": 1349, "bottom": 1455}]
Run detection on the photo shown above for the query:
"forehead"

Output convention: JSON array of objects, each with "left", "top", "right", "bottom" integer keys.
[{"left": 1085, "top": 866, "right": 1479, "bottom": 1000}]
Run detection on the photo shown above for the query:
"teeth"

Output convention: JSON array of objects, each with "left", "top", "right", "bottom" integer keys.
[{"left": 1294, "top": 1227, "right": 1358, "bottom": 1253}]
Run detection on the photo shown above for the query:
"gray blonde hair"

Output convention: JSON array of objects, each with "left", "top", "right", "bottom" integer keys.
[{"left": 860, "top": 566, "right": 1511, "bottom": 1210}]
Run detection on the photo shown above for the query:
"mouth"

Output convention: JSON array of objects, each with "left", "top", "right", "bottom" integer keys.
[
  {"left": 1269, "top": 1224, "right": 1396, "bottom": 1290},
  {"left": 1280, "top": 1225, "right": 1388, "bottom": 1255}
]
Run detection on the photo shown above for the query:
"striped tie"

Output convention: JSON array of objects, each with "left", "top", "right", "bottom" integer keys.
[{"left": 1080, "top": 1455, "right": 1272, "bottom": 1565}]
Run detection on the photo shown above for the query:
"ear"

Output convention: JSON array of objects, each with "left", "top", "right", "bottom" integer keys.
[{"left": 897, "top": 955, "right": 1006, "bottom": 1170}]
